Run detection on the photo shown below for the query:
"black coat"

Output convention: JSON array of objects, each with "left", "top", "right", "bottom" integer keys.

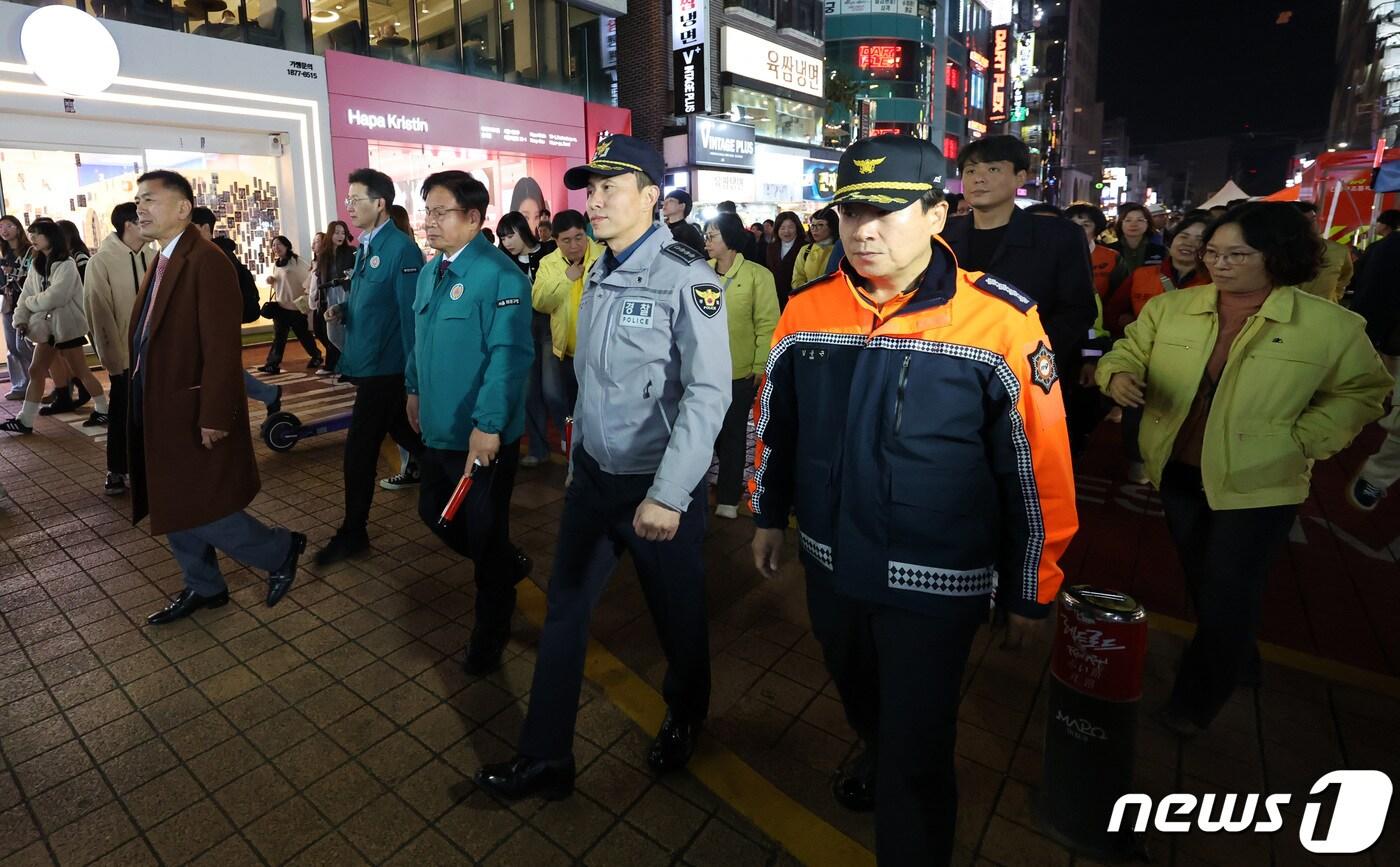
[
  {"left": 1352, "top": 232, "right": 1400, "bottom": 354},
  {"left": 667, "top": 219, "right": 707, "bottom": 256},
  {"left": 940, "top": 208, "right": 1097, "bottom": 360}
]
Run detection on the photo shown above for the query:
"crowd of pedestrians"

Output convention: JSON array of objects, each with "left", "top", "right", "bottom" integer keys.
[{"left": 0, "top": 130, "right": 1396, "bottom": 867}]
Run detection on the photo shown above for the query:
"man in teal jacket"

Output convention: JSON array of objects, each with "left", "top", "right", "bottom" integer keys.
[
  {"left": 315, "top": 168, "right": 426, "bottom": 567},
  {"left": 407, "top": 169, "right": 534, "bottom": 674}
]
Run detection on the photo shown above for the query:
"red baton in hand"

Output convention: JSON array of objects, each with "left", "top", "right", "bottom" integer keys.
[
  {"left": 564, "top": 416, "right": 573, "bottom": 456},
  {"left": 437, "top": 460, "right": 482, "bottom": 528}
]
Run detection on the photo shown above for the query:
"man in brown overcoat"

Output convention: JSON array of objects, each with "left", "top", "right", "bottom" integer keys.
[{"left": 129, "top": 170, "right": 306, "bottom": 626}]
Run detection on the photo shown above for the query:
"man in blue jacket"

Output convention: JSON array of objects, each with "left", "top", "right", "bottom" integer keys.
[
  {"left": 316, "top": 168, "right": 425, "bottom": 566},
  {"left": 407, "top": 170, "right": 534, "bottom": 675}
]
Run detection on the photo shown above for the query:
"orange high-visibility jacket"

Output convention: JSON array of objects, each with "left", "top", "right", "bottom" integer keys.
[{"left": 751, "top": 239, "right": 1078, "bottom": 616}]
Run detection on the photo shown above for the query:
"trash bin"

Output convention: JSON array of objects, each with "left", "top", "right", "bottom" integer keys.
[{"left": 1039, "top": 586, "right": 1148, "bottom": 859}]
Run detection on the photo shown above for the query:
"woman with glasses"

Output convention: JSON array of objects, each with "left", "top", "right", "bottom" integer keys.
[
  {"left": 1096, "top": 202, "right": 1392, "bottom": 737},
  {"left": 704, "top": 212, "right": 780, "bottom": 519},
  {"left": 791, "top": 207, "right": 839, "bottom": 288}
]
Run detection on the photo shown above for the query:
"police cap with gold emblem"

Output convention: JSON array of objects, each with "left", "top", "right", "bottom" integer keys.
[
  {"left": 564, "top": 134, "right": 665, "bottom": 190},
  {"left": 831, "top": 134, "right": 945, "bottom": 212}
]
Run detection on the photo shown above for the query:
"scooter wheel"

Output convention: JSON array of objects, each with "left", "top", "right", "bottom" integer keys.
[{"left": 262, "top": 411, "right": 301, "bottom": 452}]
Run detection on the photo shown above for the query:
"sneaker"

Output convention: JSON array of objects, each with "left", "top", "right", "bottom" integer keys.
[
  {"left": 715, "top": 504, "right": 739, "bottom": 519},
  {"left": 104, "top": 473, "right": 127, "bottom": 496},
  {"left": 82, "top": 411, "right": 109, "bottom": 428},
  {"left": 258, "top": 364, "right": 280, "bottom": 374},
  {"left": 380, "top": 469, "right": 421, "bottom": 491},
  {"left": 0, "top": 418, "right": 33, "bottom": 434},
  {"left": 1349, "top": 476, "right": 1386, "bottom": 511},
  {"left": 267, "top": 386, "right": 283, "bottom": 415},
  {"left": 520, "top": 455, "right": 544, "bottom": 468},
  {"left": 1126, "top": 461, "right": 1150, "bottom": 485},
  {"left": 38, "top": 394, "right": 77, "bottom": 416},
  {"left": 4, "top": 389, "right": 23, "bottom": 401},
  {"left": 306, "top": 358, "right": 324, "bottom": 370},
  {"left": 314, "top": 367, "right": 335, "bottom": 376}
]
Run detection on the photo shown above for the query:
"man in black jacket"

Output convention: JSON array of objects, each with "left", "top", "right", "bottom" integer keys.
[
  {"left": 662, "top": 189, "right": 706, "bottom": 255},
  {"left": 939, "top": 136, "right": 1096, "bottom": 373},
  {"left": 1348, "top": 220, "right": 1400, "bottom": 511}
]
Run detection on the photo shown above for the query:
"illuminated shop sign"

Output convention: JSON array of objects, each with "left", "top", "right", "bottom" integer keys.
[
  {"left": 858, "top": 44, "right": 903, "bottom": 72},
  {"left": 989, "top": 25, "right": 1010, "bottom": 123}
]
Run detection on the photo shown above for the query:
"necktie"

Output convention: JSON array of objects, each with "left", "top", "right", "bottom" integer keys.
[
  {"left": 436, "top": 257, "right": 450, "bottom": 280},
  {"left": 134, "top": 255, "right": 169, "bottom": 376},
  {"left": 356, "top": 243, "right": 369, "bottom": 276}
]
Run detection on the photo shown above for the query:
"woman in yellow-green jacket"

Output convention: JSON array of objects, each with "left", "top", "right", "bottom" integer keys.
[
  {"left": 1097, "top": 202, "right": 1392, "bottom": 737},
  {"left": 532, "top": 210, "right": 603, "bottom": 415},
  {"left": 790, "top": 207, "right": 839, "bottom": 289},
  {"left": 704, "top": 212, "right": 781, "bottom": 519}
]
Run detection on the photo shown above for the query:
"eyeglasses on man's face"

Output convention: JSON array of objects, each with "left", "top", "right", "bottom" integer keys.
[{"left": 424, "top": 207, "right": 466, "bottom": 224}]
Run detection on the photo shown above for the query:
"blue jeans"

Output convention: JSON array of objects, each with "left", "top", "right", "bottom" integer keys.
[
  {"left": 3, "top": 309, "right": 32, "bottom": 393},
  {"left": 243, "top": 370, "right": 278, "bottom": 405},
  {"left": 524, "top": 313, "right": 567, "bottom": 459}
]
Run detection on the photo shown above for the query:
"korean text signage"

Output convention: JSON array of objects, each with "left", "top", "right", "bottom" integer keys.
[
  {"left": 672, "top": 0, "right": 709, "bottom": 115},
  {"left": 803, "top": 159, "right": 838, "bottom": 201},
  {"left": 689, "top": 116, "right": 755, "bottom": 169},
  {"left": 720, "top": 27, "right": 823, "bottom": 99},
  {"left": 988, "top": 25, "right": 1010, "bottom": 123}
]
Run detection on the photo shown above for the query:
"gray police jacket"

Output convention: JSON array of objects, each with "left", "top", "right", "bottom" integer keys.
[{"left": 572, "top": 223, "right": 732, "bottom": 512}]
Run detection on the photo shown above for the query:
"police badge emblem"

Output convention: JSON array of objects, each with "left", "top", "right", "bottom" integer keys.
[
  {"left": 1027, "top": 341, "right": 1058, "bottom": 394},
  {"left": 369, "top": 255, "right": 381, "bottom": 269},
  {"left": 691, "top": 283, "right": 722, "bottom": 318},
  {"left": 450, "top": 283, "right": 465, "bottom": 301}
]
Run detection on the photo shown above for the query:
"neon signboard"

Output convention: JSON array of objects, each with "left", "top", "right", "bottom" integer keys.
[{"left": 857, "top": 44, "right": 903, "bottom": 72}]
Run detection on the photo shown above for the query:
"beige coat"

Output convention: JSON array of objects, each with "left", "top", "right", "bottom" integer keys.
[{"left": 85, "top": 233, "right": 153, "bottom": 372}]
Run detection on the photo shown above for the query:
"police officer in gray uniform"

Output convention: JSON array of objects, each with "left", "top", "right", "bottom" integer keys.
[{"left": 477, "top": 135, "right": 732, "bottom": 800}]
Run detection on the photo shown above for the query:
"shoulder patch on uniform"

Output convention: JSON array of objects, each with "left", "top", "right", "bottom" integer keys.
[
  {"left": 973, "top": 273, "right": 1035, "bottom": 313},
  {"left": 662, "top": 242, "right": 704, "bottom": 265},
  {"left": 497, "top": 297, "right": 521, "bottom": 308},
  {"left": 691, "top": 283, "right": 723, "bottom": 318},
  {"left": 1027, "top": 341, "right": 1059, "bottom": 395}
]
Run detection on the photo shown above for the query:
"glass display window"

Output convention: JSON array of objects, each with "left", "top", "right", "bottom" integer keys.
[{"left": 723, "top": 86, "right": 821, "bottom": 146}]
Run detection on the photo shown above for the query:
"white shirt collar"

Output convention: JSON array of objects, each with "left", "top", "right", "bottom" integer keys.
[
  {"left": 443, "top": 243, "right": 470, "bottom": 264},
  {"left": 359, "top": 219, "right": 389, "bottom": 248},
  {"left": 161, "top": 231, "right": 185, "bottom": 259}
]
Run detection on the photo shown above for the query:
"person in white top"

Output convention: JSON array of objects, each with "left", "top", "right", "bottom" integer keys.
[{"left": 257, "top": 236, "right": 321, "bottom": 373}]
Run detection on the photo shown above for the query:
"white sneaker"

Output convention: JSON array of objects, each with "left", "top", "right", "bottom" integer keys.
[
  {"left": 520, "top": 455, "right": 544, "bottom": 468},
  {"left": 715, "top": 505, "right": 738, "bottom": 519},
  {"left": 1126, "top": 461, "right": 1150, "bottom": 485}
]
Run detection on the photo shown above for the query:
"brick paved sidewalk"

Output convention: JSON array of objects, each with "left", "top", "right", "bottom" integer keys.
[{"left": 1, "top": 361, "right": 1397, "bottom": 866}]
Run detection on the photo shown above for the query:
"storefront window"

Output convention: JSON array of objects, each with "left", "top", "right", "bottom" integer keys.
[
  {"left": 568, "top": 8, "right": 618, "bottom": 105},
  {"left": 725, "top": 0, "right": 775, "bottom": 19},
  {"left": 460, "top": 0, "right": 503, "bottom": 79},
  {"left": 309, "top": 0, "right": 366, "bottom": 54},
  {"left": 416, "top": 0, "right": 460, "bottom": 72},
  {"left": 533, "top": 0, "right": 569, "bottom": 93},
  {"left": 829, "top": 40, "right": 928, "bottom": 101},
  {"left": 724, "top": 86, "right": 820, "bottom": 146},
  {"left": 0, "top": 149, "right": 142, "bottom": 250},
  {"left": 366, "top": 0, "right": 415, "bottom": 65},
  {"left": 776, "top": 0, "right": 821, "bottom": 39}
]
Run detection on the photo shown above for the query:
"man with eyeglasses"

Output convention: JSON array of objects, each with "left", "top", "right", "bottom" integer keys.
[
  {"left": 409, "top": 170, "right": 534, "bottom": 675},
  {"left": 314, "top": 168, "right": 426, "bottom": 567}
]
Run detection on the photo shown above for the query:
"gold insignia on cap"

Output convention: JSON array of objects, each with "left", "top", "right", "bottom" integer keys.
[
  {"left": 595, "top": 138, "right": 613, "bottom": 158},
  {"left": 844, "top": 192, "right": 908, "bottom": 205},
  {"left": 853, "top": 157, "right": 887, "bottom": 175}
]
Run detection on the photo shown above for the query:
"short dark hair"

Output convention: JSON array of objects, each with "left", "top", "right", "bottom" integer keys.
[
  {"left": 1379, "top": 209, "right": 1400, "bottom": 230},
  {"left": 1064, "top": 203, "right": 1108, "bottom": 235},
  {"left": 1204, "top": 201, "right": 1323, "bottom": 287},
  {"left": 944, "top": 192, "right": 965, "bottom": 211},
  {"left": 138, "top": 170, "right": 195, "bottom": 204},
  {"left": 918, "top": 188, "right": 948, "bottom": 211},
  {"left": 957, "top": 135, "right": 1031, "bottom": 174},
  {"left": 421, "top": 170, "right": 489, "bottom": 224},
  {"left": 190, "top": 206, "right": 216, "bottom": 232},
  {"left": 27, "top": 220, "right": 69, "bottom": 268},
  {"left": 111, "top": 202, "right": 139, "bottom": 235},
  {"left": 763, "top": 219, "right": 775, "bottom": 228},
  {"left": 1165, "top": 213, "right": 1211, "bottom": 246},
  {"left": 211, "top": 235, "right": 239, "bottom": 259},
  {"left": 348, "top": 168, "right": 396, "bottom": 208},
  {"left": 496, "top": 211, "right": 536, "bottom": 244},
  {"left": 552, "top": 209, "right": 588, "bottom": 235},
  {"left": 717, "top": 201, "right": 738, "bottom": 214},
  {"left": 704, "top": 212, "right": 750, "bottom": 253},
  {"left": 1024, "top": 203, "right": 1063, "bottom": 218}
]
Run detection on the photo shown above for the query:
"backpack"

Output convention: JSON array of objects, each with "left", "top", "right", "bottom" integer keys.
[{"left": 236, "top": 262, "right": 260, "bottom": 323}]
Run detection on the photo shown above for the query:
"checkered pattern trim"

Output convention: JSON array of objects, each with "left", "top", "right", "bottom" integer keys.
[
  {"left": 888, "top": 561, "right": 997, "bottom": 596},
  {"left": 752, "top": 332, "right": 869, "bottom": 518},
  {"left": 800, "top": 532, "right": 834, "bottom": 571},
  {"left": 867, "top": 337, "right": 1046, "bottom": 605}
]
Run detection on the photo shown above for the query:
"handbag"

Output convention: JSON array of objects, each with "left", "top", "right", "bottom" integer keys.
[
  {"left": 23, "top": 312, "right": 52, "bottom": 345},
  {"left": 259, "top": 288, "right": 280, "bottom": 321}
]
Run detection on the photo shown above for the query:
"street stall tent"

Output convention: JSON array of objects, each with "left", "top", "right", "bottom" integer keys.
[{"left": 1198, "top": 180, "right": 1251, "bottom": 210}]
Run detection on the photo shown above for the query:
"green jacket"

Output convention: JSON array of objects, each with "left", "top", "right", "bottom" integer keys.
[
  {"left": 707, "top": 253, "right": 781, "bottom": 379},
  {"left": 1096, "top": 284, "right": 1392, "bottom": 509},
  {"left": 405, "top": 232, "right": 534, "bottom": 450},
  {"left": 337, "top": 222, "right": 422, "bottom": 378}
]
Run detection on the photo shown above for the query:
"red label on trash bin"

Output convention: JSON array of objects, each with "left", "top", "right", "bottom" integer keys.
[{"left": 1050, "top": 590, "right": 1148, "bottom": 702}]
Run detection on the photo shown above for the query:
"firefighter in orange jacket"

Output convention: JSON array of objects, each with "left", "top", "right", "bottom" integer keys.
[{"left": 749, "top": 135, "right": 1078, "bottom": 867}]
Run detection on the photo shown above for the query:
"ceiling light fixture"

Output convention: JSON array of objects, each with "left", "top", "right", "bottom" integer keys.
[{"left": 310, "top": 10, "right": 340, "bottom": 23}]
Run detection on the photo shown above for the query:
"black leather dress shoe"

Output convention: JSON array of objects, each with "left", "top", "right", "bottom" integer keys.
[
  {"left": 463, "top": 631, "right": 508, "bottom": 676},
  {"left": 147, "top": 588, "right": 229, "bottom": 625},
  {"left": 832, "top": 747, "right": 876, "bottom": 812},
  {"left": 266, "top": 532, "right": 306, "bottom": 607},
  {"left": 647, "top": 710, "right": 702, "bottom": 774},
  {"left": 475, "top": 755, "right": 575, "bottom": 801},
  {"left": 514, "top": 548, "right": 533, "bottom": 582},
  {"left": 314, "top": 531, "right": 368, "bottom": 567}
]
